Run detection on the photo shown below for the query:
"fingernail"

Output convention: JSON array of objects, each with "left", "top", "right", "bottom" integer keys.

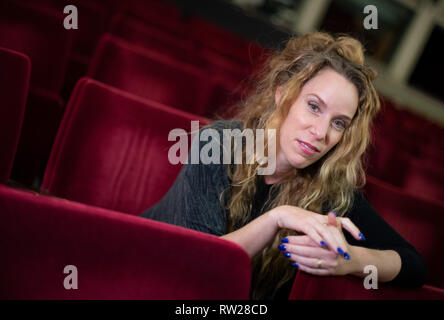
[
  {"left": 337, "top": 247, "right": 345, "bottom": 255},
  {"left": 281, "top": 238, "right": 289, "bottom": 243},
  {"left": 343, "top": 252, "right": 351, "bottom": 260},
  {"left": 284, "top": 252, "right": 291, "bottom": 258},
  {"left": 292, "top": 263, "right": 299, "bottom": 268},
  {"left": 359, "top": 233, "right": 366, "bottom": 241},
  {"left": 277, "top": 244, "right": 286, "bottom": 251},
  {"left": 320, "top": 241, "right": 327, "bottom": 247},
  {"left": 331, "top": 210, "right": 337, "bottom": 216}
]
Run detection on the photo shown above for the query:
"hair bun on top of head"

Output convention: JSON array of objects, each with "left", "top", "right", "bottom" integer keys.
[
  {"left": 285, "top": 32, "right": 365, "bottom": 66},
  {"left": 304, "top": 32, "right": 377, "bottom": 81},
  {"left": 334, "top": 35, "right": 365, "bottom": 66}
]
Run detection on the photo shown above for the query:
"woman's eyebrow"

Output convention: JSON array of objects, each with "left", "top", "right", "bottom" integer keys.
[{"left": 309, "top": 94, "right": 353, "bottom": 121}]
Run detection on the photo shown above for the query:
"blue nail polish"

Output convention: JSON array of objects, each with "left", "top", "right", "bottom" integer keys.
[
  {"left": 331, "top": 210, "right": 337, "bottom": 216},
  {"left": 284, "top": 252, "right": 291, "bottom": 258},
  {"left": 278, "top": 244, "right": 286, "bottom": 251},
  {"left": 320, "top": 241, "right": 327, "bottom": 247},
  {"left": 337, "top": 247, "right": 345, "bottom": 255},
  {"left": 359, "top": 233, "right": 366, "bottom": 241},
  {"left": 344, "top": 252, "right": 351, "bottom": 260},
  {"left": 292, "top": 263, "right": 299, "bottom": 268},
  {"left": 281, "top": 238, "right": 289, "bottom": 243}
]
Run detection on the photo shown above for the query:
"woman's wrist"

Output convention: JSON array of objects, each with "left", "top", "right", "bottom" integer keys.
[
  {"left": 267, "top": 206, "right": 284, "bottom": 231},
  {"left": 345, "top": 245, "right": 365, "bottom": 276},
  {"left": 268, "top": 205, "right": 293, "bottom": 230}
]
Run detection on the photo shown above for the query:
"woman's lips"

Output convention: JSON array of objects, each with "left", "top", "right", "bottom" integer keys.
[{"left": 297, "top": 140, "right": 319, "bottom": 155}]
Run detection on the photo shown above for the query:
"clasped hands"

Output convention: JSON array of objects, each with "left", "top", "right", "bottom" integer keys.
[{"left": 273, "top": 206, "right": 366, "bottom": 276}]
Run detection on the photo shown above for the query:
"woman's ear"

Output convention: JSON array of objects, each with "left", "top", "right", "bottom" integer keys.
[{"left": 275, "top": 85, "right": 283, "bottom": 105}]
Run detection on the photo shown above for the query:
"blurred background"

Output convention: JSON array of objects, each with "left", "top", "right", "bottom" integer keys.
[{"left": 181, "top": 0, "right": 444, "bottom": 126}]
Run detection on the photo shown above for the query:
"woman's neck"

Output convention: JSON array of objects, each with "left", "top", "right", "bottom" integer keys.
[{"left": 263, "top": 151, "right": 294, "bottom": 185}]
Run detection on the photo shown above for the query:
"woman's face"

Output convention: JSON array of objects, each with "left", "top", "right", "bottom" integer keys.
[{"left": 277, "top": 68, "right": 359, "bottom": 170}]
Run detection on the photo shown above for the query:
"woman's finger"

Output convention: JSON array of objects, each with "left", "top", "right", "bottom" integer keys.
[
  {"left": 328, "top": 211, "right": 338, "bottom": 227},
  {"left": 284, "top": 252, "right": 338, "bottom": 269},
  {"left": 340, "top": 217, "right": 365, "bottom": 241},
  {"left": 311, "top": 221, "right": 343, "bottom": 256},
  {"left": 303, "top": 227, "right": 327, "bottom": 249},
  {"left": 326, "top": 224, "right": 352, "bottom": 260},
  {"left": 284, "top": 235, "right": 318, "bottom": 247},
  {"left": 292, "top": 263, "right": 333, "bottom": 276},
  {"left": 325, "top": 211, "right": 365, "bottom": 242},
  {"left": 284, "top": 243, "right": 337, "bottom": 260}
]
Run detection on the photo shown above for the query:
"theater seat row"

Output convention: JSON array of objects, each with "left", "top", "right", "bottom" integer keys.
[
  {"left": 367, "top": 138, "right": 444, "bottom": 206},
  {"left": 37, "top": 78, "right": 444, "bottom": 290},
  {"left": 87, "top": 34, "right": 239, "bottom": 117},
  {"left": 0, "top": 184, "right": 250, "bottom": 299},
  {"left": 42, "top": 77, "right": 208, "bottom": 214},
  {"left": 2, "top": 58, "right": 444, "bottom": 301},
  {"left": 1, "top": 0, "right": 266, "bottom": 188},
  {"left": 289, "top": 273, "right": 444, "bottom": 300}
]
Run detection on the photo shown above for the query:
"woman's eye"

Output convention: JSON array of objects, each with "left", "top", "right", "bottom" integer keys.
[
  {"left": 334, "top": 120, "right": 346, "bottom": 129},
  {"left": 309, "top": 103, "right": 319, "bottom": 112}
]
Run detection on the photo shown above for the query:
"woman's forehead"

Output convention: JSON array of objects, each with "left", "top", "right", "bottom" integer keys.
[{"left": 300, "top": 69, "right": 359, "bottom": 115}]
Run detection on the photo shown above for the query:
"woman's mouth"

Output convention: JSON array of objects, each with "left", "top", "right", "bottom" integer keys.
[{"left": 297, "top": 140, "right": 319, "bottom": 155}]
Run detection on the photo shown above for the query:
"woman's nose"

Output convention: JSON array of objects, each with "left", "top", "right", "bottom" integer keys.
[{"left": 310, "top": 119, "right": 329, "bottom": 141}]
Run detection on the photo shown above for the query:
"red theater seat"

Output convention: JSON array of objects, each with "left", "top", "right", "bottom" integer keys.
[
  {"left": 23, "top": 0, "right": 110, "bottom": 58},
  {"left": 366, "top": 135, "right": 409, "bottom": 188},
  {"left": 109, "top": 13, "right": 200, "bottom": 66},
  {"left": 374, "top": 97, "right": 443, "bottom": 164},
  {"left": 111, "top": 0, "right": 187, "bottom": 36},
  {"left": 0, "top": 47, "right": 30, "bottom": 184},
  {"left": 0, "top": 184, "right": 250, "bottom": 299},
  {"left": 188, "top": 17, "right": 263, "bottom": 66},
  {"left": 88, "top": 34, "right": 229, "bottom": 116},
  {"left": 363, "top": 175, "right": 444, "bottom": 288},
  {"left": 31, "top": 0, "right": 111, "bottom": 101},
  {"left": 420, "top": 142, "right": 444, "bottom": 167},
  {"left": 42, "top": 78, "right": 208, "bottom": 215},
  {"left": 403, "top": 158, "right": 444, "bottom": 205},
  {"left": 289, "top": 273, "right": 444, "bottom": 300},
  {"left": 367, "top": 138, "right": 444, "bottom": 204},
  {"left": 110, "top": 13, "right": 252, "bottom": 85},
  {"left": 0, "top": 0, "right": 72, "bottom": 93}
]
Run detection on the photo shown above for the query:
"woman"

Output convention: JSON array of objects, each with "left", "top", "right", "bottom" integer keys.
[{"left": 141, "top": 32, "right": 426, "bottom": 299}]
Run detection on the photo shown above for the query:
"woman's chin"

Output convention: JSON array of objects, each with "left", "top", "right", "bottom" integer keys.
[{"left": 288, "top": 158, "right": 310, "bottom": 170}]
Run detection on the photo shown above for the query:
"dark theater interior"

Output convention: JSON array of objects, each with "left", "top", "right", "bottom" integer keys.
[{"left": 1, "top": 0, "right": 443, "bottom": 305}]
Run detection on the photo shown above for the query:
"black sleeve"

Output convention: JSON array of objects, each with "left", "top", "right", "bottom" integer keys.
[
  {"left": 139, "top": 120, "right": 238, "bottom": 236},
  {"left": 344, "top": 190, "right": 427, "bottom": 288}
]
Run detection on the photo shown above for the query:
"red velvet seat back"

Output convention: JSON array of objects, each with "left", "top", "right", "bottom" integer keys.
[
  {"left": 31, "top": 0, "right": 110, "bottom": 58},
  {"left": 109, "top": 13, "right": 199, "bottom": 66},
  {"left": 367, "top": 140, "right": 444, "bottom": 205},
  {"left": 42, "top": 78, "right": 208, "bottom": 215},
  {"left": 403, "top": 158, "right": 444, "bottom": 205},
  {"left": 0, "top": 0, "right": 71, "bottom": 93},
  {"left": 363, "top": 175, "right": 444, "bottom": 288},
  {"left": 88, "top": 34, "right": 216, "bottom": 116},
  {"left": 109, "top": 13, "right": 253, "bottom": 85},
  {"left": 0, "top": 47, "right": 30, "bottom": 184},
  {"left": 289, "top": 273, "right": 444, "bottom": 300},
  {"left": 188, "top": 17, "right": 260, "bottom": 65},
  {"left": 0, "top": 185, "right": 250, "bottom": 299}
]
